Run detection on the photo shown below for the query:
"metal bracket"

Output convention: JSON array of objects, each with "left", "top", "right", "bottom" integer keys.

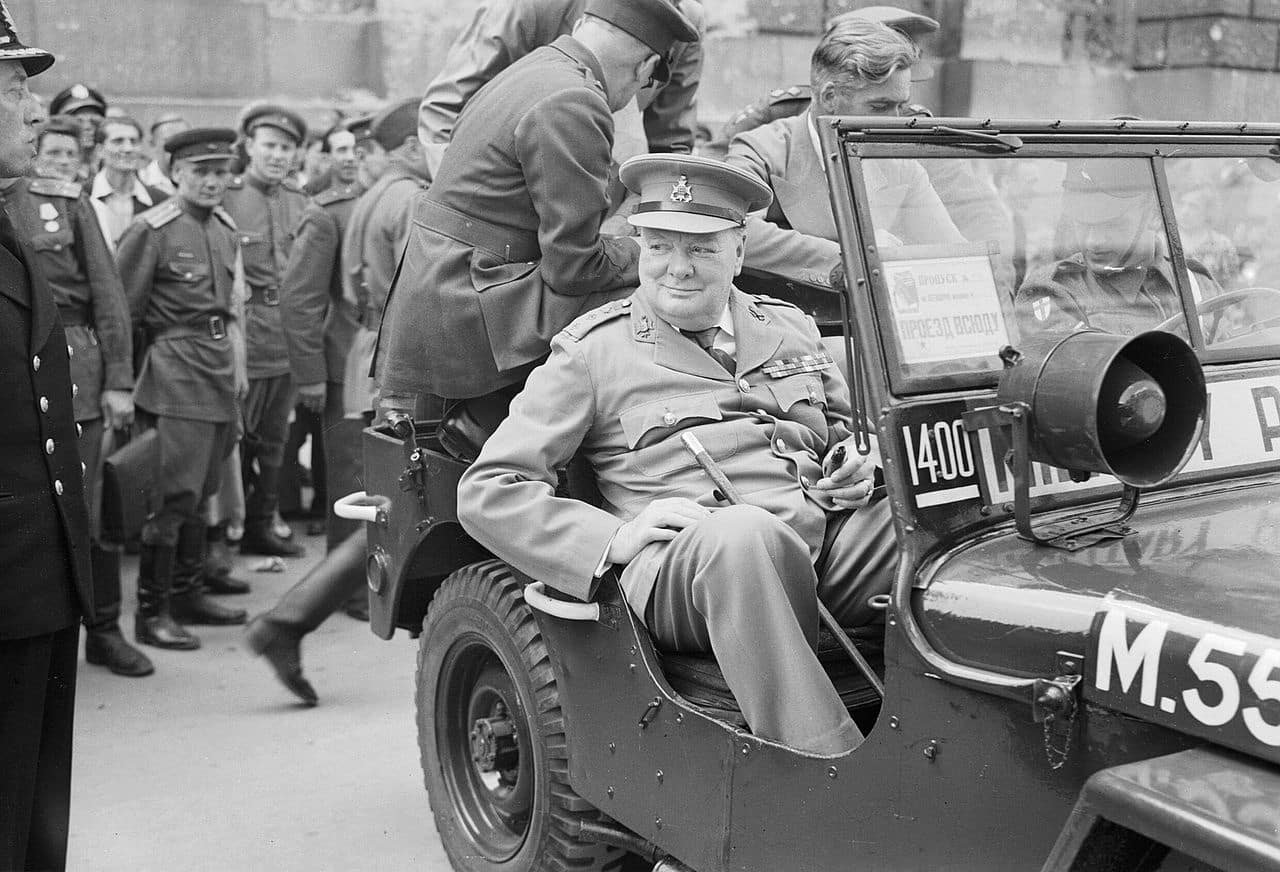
[
  {"left": 962, "top": 403, "right": 1140, "bottom": 551},
  {"left": 1033, "top": 652, "right": 1084, "bottom": 771}
]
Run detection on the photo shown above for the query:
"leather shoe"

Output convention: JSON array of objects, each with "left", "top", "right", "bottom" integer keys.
[
  {"left": 171, "top": 590, "right": 247, "bottom": 626},
  {"left": 246, "top": 615, "right": 318, "bottom": 706},
  {"left": 240, "top": 524, "right": 306, "bottom": 558},
  {"left": 135, "top": 613, "right": 201, "bottom": 650},
  {"left": 86, "top": 626, "right": 156, "bottom": 676},
  {"left": 204, "top": 572, "right": 252, "bottom": 595}
]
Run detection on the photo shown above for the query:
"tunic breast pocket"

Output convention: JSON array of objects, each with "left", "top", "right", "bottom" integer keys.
[
  {"left": 619, "top": 392, "right": 737, "bottom": 477},
  {"left": 167, "top": 260, "right": 210, "bottom": 283},
  {"left": 767, "top": 374, "right": 828, "bottom": 433},
  {"left": 29, "top": 229, "right": 74, "bottom": 255},
  {"left": 238, "top": 232, "right": 270, "bottom": 263}
]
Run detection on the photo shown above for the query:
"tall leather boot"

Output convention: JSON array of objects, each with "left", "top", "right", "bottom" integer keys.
[
  {"left": 241, "top": 463, "right": 306, "bottom": 558},
  {"left": 85, "top": 544, "right": 155, "bottom": 675},
  {"left": 203, "top": 522, "right": 251, "bottom": 595},
  {"left": 170, "top": 522, "right": 248, "bottom": 626},
  {"left": 245, "top": 529, "right": 367, "bottom": 706},
  {"left": 135, "top": 543, "right": 201, "bottom": 650}
]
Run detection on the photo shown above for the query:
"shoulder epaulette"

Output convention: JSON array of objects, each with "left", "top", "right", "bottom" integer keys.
[
  {"left": 27, "top": 177, "right": 81, "bottom": 199},
  {"left": 212, "top": 206, "right": 238, "bottom": 232},
  {"left": 767, "top": 84, "right": 811, "bottom": 106},
  {"left": 561, "top": 298, "right": 632, "bottom": 341},
  {"left": 140, "top": 199, "right": 183, "bottom": 230},
  {"left": 314, "top": 184, "right": 360, "bottom": 207},
  {"left": 750, "top": 293, "right": 802, "bottom": 311},
  {"left": 227, "top": 176, "right": 245, "bottom": 190}
]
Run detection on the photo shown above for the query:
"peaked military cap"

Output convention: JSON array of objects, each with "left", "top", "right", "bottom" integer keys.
[
  {"left": 1061, "top": 158, "right": 1155, "bottom": 222},
  {"left": 149, "top": 111, "right": 187, "bottom": 136},
  {"left": 584, "top": 0, "right": 699, "bottom": 56},
  {"left": 165, "top": 127, "right": 237, "bottom": 164},
  {"left": 346, "top": 113, "right": 376, "bottom": 144},
  {"left": 50, "top": 82, "right": 106, "bottom": 116},
  {"left": 0, "top": 2, "right": 52, "bottom": 77},
  {"left": 621, "top": 153, "right": 772, "bottom": 235},
  {"left": 370, "top": 98, "right": 418, "bottom": 151},
  {"left": 242, "top": 103, "right": 306, "bottom": 145},
  {"left": 825, "top": 5, "right": 940, "bottom": 39}
]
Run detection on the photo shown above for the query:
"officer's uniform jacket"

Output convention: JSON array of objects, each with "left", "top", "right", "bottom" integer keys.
[
  {"left": 1015, "top": 253, "right": 1218, "bottom": 338},
  {"left": 280, "top": 182, "right": 362, "bottom": 389},
  {"left": 221, "top": 173, "right": 308, "bottom": 381},
  {"left": 458, "top": 288, "right": 852, "bottom": 617},
  {"left": 727, "top": 112, "right": 961, "bottom": 288},
  {"left": 0, "top": 177, "right": 133, "bottom": 422},
  {"left": 0, "top": 214, "right": 93, "bottom": 638},
  {"left": 380, "top": 35, "right": 640, "bottom": 400},
  {"left": 418, "top": 0, "right": 703, "bottom": 155},
  {"left": 339, "top": 162, "right": 428, "bottom": 414},
  {"left": 116, "top": 199, "right": 242, "bottom": 424}
]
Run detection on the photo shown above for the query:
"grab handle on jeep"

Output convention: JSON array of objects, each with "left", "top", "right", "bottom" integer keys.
[
  {"left": 523, "top": 582, "right": 600, "bottom": 622},
  {"left": 333, "top": 491, "right": 385, "bottom": 523}
]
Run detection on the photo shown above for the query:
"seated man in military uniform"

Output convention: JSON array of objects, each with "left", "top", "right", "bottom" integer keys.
[
  {"left": 1015, "top": 159, "right": 1218, "bottom": 338},
  {"left": 458, "top": 155, "right": 896, "bottom": 756}
]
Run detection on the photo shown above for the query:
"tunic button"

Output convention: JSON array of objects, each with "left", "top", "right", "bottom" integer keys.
[
  {"left": 45, "top": 438, "right": 55, "bottom": 455},
  {"left": 662, "top": 412, "right": 677, "bottom": 426},
  {"left": 76, "top": 423, "right": 83, "bottom": 437},
  {"left": 67, "top": 344, "right": 74, "bottom": 358},
  {"left": 775, "top": 439, "right": 786, "bottom": 452},
  {"left": 54, "top": 480, "right": 63, "bottom": 496},
  {"left": 738, "top": 378, "right": 751, "bottom": 392},
  {"left": 32, "top": 355, "right": 40, "bottom": 371},
  {"left": 39, "top": 396, "right": 48, "bottom": 412}
]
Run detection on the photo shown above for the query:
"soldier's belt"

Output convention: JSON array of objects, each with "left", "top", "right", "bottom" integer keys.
[
  {"left": 154, "top": 315, "right": 228, "bottom": 341},
  {"left": 416, "top": 199, "right": 539, "bottom": 263},
  {"left": 247, "top": 285, "right": 281, "bottom": 306}
]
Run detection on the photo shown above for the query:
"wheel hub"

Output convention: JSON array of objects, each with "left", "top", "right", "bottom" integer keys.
[{"left": 470, "top": 704, "right": 520, "bottom": 772}]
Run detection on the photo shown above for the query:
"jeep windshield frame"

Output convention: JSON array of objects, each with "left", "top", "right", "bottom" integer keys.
[{"left": 818, "top": 117, "right": 1280, "bottom": 403}]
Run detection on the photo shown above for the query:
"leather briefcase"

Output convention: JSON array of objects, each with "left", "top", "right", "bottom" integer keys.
[{"left": 101, "top": 427, "right": 158, "bottom": 544}]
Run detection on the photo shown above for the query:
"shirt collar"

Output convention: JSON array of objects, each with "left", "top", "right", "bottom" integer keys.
[
  {"left": 92, "top": 170, "right": 153, "bottom": 205},
  {"left": 659, "top": 302, "right": 735, "bottom": 337},
  {"left": 805, "top": 111, "right": 826, "bottom": 176}
]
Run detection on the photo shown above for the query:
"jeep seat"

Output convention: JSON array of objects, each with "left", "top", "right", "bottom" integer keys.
[{"left": 437, "top": 391, "right": 517, "bottom": 463}]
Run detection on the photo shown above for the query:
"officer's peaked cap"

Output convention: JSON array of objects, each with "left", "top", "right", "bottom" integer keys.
[
  {"left": 50, "top": 83, "right": 107, "bottom": 116},
  {"left": 584, "top": 0, "right": 700, "bottom": 56},
  {"left": 0, "top": 3, "right": 53, "bottom": 77},
  {"left": 621, "top": 153, "right": 772, "bottom": 235},
  {"left": 826, "top": 6, "right": 940, "bottom": 39},
  {"left": 242, "top": 104, "right": 306, "bottom": 145},
  {"left": 370, "top": 98, "right": 418, "bottom": 151},
  {"left": 166, "top": 127, "right": 237, "bottom": 164}
]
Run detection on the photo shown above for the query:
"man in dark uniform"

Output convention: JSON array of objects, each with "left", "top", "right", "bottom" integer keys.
[
  {"left": 458, "top": 154, "right": 895, "bottom": 755},
  {"left": 378, "top": 0, "right": 699, "bottom": 412},
  {"left": 339, "top": 98, "right": 431, "bottom": 421},
  {"left": 0, "top": 115, "right": 153, "bottom": 677},
  {"left": 0, "top": 12, "right": 95, "bottom": 869},
  {"left": 116, "top": 128, "right": 250, "bottom": 650},
  {"left": 222, "top": 104, "right": 310, "bottom": 557},
  {"left": 47, "top": 81, "right": 105, "bottom": 181},
  {"left": 1015, "top": 159, "right": 1219, "bottom": 338}
]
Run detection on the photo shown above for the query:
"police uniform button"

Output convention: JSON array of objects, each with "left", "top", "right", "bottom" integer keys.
[
  {"left": 81, "top": 462, "right": 86, "bottom": 475},
  {"left": 775, "top": 439, "right": 786, "bottom": 452},
  {"left": 45, "top": 438, "right": 54, "bottom": 455},
  {"left": 76, "top": 423, "right": 82, "bottom": 437},
  {"left": 32, "top": 355, "right": 40, "bottom": 371},
  {"left": 738, "top": 378, "right": 751, "bottom": 392},
  {"left": 39, "top": 396, "right": 48, "bottom": 412},
  {"left": 54, "top": 480, "right": 63, "bottom": 496},
  {"left": 72, "top": 383, "right": 79, "bottom": 397},
  {"left": 663, "top": 412, "right": 677, "bottom": 426},
  {"left": 67, "top": 344, "right": 73, "bottom": 358}
]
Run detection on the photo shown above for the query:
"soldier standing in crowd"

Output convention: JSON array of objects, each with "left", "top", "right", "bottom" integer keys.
[
  {"left": 0, "top": 12, "right": 95, "bottom": 869},
  {"left": 0, "top": 115, "right": 153, "bottom": 677},
  {"left": 377, "top": 0, "right": 699, "bottom": 414},
  {"left": 221, "top": 105, "right": 310, "bottom": 558},
  {"left": 89, "top": 115, "right": 166, "bottom": 251},
  {"left": 47, "top": 81, "right": 105, "bottom": 181},
  {"left": 247, "top": 120, "right": 374, "bottom": 704},
  {"left": 339, "top": 98, "right": 431, "bottom": 420},
  {"left": 32, "top": 114, "right": 83, "bottom": 182},
  {"left": 347, "top": 114, "right": 389, "bottom": 189},
  {"left": 139, "top": 112, "right": 189, "bottom": 195},
  {"left": 116, "top": 128, "right": 251, "bottom": 650}
]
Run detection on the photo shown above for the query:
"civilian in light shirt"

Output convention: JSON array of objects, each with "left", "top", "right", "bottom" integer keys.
[{"left": 89, "top": 115, "right": 167, "bottom": 250}]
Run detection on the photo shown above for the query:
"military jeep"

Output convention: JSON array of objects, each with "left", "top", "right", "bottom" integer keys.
[{"left": 337, "top": 118, "right": 1280, "bottom": 871}]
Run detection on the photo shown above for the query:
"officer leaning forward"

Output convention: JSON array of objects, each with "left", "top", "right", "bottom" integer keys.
[
  {"left": 116, "top": 128, "right": 250, "bottom": 650},
  {"left": 222, "top": 104, "right": 309, "bottom": 557},
  {"left": 0, "top": 119, "right": 153, "bottom": 676}
]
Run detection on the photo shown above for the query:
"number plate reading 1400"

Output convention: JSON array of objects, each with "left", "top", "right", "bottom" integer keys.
[{"left": 1088, "top": 601, "right": 1280, "bottom": 764}]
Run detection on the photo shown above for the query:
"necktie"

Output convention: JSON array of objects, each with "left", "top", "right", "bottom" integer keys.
[{"left": 683, "top": 326, "right": 735, "bottom": 374}]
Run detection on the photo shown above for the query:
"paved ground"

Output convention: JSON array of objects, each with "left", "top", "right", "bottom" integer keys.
[{"left": 67, "top": 531, "right": 453, "bottom": 871}]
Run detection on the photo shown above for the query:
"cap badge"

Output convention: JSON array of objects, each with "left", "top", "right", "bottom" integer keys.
[
  {"left": 670, "top": 174, "right": 693, "bottom": 204},
  {"left": 71, "top": 84, "right": 89, "bottom": 100}
]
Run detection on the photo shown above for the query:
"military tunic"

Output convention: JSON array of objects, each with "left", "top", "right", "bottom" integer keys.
[
  {"left": 380, "top": 35, "right": 641, "bottom": 401},
  {"left": 0, "top": 177, "right": 132, "bottom": 423}
]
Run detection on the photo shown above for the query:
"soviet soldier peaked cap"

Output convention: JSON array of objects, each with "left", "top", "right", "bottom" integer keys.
[
  {"left": 241, "top": 103, "right": 307, "bottom": 145},
  {"left": 0, "top": 2, "right": 53, "bottom": 76},
  {"left": 165, "top": 127, "right": 237, "bottom": 163},
  {"left": 621, "top": 153, "right": 773, "bottom": 235}
]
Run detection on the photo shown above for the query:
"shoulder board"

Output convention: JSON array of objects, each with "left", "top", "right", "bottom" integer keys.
[
  {"left": 141, "top": 199, "right": 183, "bottom": 230},
  {"left": 27, "top": 177, "right": 81, "bottom": 199},
  {"left": 314, "top": 184, "right": 360, "bottom": 207},
  {"left": 227, "top": 176, "right": 245, "bottom": 190},
  {"left": 749, "top": 293, "right": 802, "bottom": 311},
  {"left": 212, "top": 206, "right": 238, "bottom": 231},
  {"left": 561, "top": 299, "right": 632, "bottom": 341},
  {"left": 767, "top": 84, "right": 811, "bottom": 106}
]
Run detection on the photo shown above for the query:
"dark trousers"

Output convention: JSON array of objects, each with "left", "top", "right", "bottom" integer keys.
[
  {"left": 78, "top": 418, "right": 125, "bottom": 631},
  {"left": 280, "top": 404, "right": 326, "bottom": 518},
  {"left": 322, "top": 385, "right": 367, "bottom": 551},
  {"left": 0, "top": 625, "right": 79, "bottom": 872},
  {"left": 241, "top": 374, "right": 295, "bottom": 524},
  {"left": 140, "top": 414, "right": 236, "bottom": 547}
]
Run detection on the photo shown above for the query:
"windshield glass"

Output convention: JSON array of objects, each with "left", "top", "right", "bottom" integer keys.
[{"left": 858, "top": 153, "right": 1280, "bottom": 387}]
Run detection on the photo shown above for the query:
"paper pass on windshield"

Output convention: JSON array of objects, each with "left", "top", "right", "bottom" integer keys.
[{"left": 763, "top": 351, "right": 834, "bottom": 378}]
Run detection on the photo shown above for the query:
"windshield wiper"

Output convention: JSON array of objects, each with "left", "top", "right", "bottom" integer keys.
[{"left": 930, "top": 125, "right": 1023, "bottom": 151}]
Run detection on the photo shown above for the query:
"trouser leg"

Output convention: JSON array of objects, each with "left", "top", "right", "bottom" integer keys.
[
  {"left": 643, "top": 504, "right": 861, "bottom": 755},
  {"left": 242, "top": 374, "right": 304, "bottom": 557},
  {"left": 814, "top": 499, "right": 897, "bottom": 629},
  {"left": 322, "top": 387, "right": 365, "bottom": 551},
  {"left": 263, "top": 529, "right": 367, "bottom": 633},
  {"left": 23, "top": 624, "right": 78, "bottom": 872}
]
